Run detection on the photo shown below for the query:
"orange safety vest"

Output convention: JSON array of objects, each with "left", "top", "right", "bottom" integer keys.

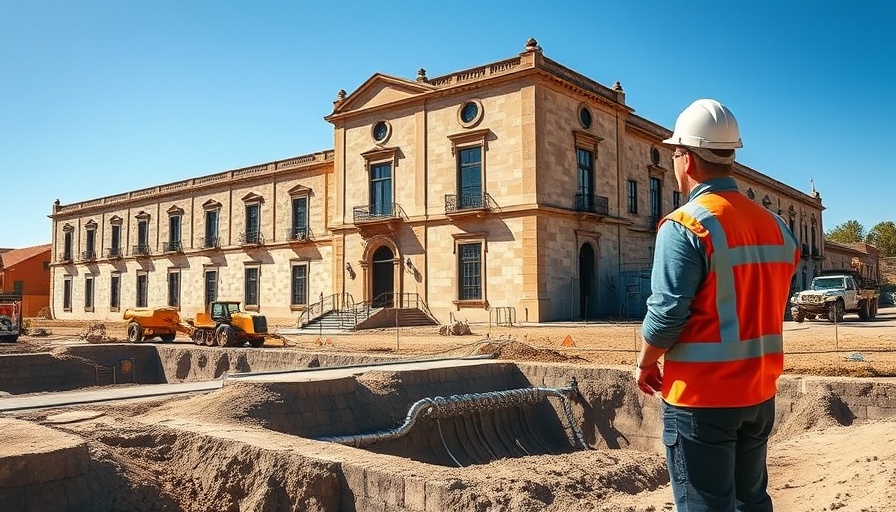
[{"left": 660, "top": 190, "right": 800, "bottom": 408}]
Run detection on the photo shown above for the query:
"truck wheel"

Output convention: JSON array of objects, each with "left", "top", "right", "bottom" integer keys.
[
  {"left": 859, "top": 300, "right": 870, "bottom": 320},
  {"left": 216, "top": 325, "right": 235, "bottom": 347},
  {"left": 160, "top": 333, "right": 176, "bottom": 342},
  {"left": 870, "top": 299, "right": 879, "bottom": 318},
  {"left": 794, "top": 310, "right": 805, "bottom": 323},
  {"left": 127, "top": 322, "right": 144, "bottom": 343},
  {"left": 248, "top": 337, "right": 264, "bottom": 348},
  {"left": 828, "top": 301, "right": 844, "bottom": 322},
  {"left": 192, "top": 332, "right": 204, "bottom": 345},
  {"left": 805, "top": 313, "right": 816, "bottom": 320}
]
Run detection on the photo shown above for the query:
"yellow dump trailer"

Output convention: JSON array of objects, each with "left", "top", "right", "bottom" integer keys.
[{"left": 122, "top": 307, "right": 188, "bottom": 342}]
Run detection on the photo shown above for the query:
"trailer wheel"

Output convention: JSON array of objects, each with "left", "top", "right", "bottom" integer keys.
[
  {"left": 859, "top": 300, "right": 870, "bottom": 320},
  {"left": 794, "top": 310, "right": 805, "bottom": 323},
  {"left": 127, "top": 322, "right": 143, "bottom": 343},
  {"left": 160, "top": 333, "right": 176, "bottom": 342},
  {"left": 216, "top": 325, "right": 235, "bottom": 347},
  {"left": 870, "top": 299, "right": 879, "bottom": 318},
  {"left": 204, "top": 330, "right": 217, "bottom": 347}
]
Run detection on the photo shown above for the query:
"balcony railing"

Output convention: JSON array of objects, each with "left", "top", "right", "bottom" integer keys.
[
  {"left": 238, "top": 231, "right": 265, "bottom": 245},
  {"left": 132, "top": 244, "right": 151, "bottom": 257},
  {"left": 58, "top": 251, "right": 72, "bottom": 262},
  {"left": 286, "top": 227, "right": 314, "bottom": 242},
  {"left": 352, "top": 202, "right": 406, "bottom": 223},
  {"left": 81, "top": 250, "right": 97, "bottom": 261},
  {"left": 198, "top": 236, "right": 220, "bottom": 249},
  {"left": 163, "top": 241, "right": 183, "bottom": 253},
  {"left": 106, "top": 247, "right": 122, "bottom": 259},
  {"left": 444, "top": 192, "right": 497, "bottom": 213},
  {"left": 574, "top": 193, "right": 610, "bottom": 216}
]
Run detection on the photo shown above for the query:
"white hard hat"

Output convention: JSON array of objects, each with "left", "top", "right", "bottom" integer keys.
[{"left": 663, "top": 99, "right": 743, "bottom": 150}]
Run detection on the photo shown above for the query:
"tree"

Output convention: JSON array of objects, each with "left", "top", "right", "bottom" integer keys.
[
  {"left": 826, "top": 220, "right": 866, "bottom": 243},
  {"left": 866, "top": 221, "right": 896, "bottom": 257}
]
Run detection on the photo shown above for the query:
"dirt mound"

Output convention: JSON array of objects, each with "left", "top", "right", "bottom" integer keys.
[
  {"left": 140, "top": 382, "right": 282, "bottom": 427},
  {"left": 773, "top": 389, "right": 854, "bottom": 440},
  {"left": 476, "top": 341, "right": 588, "bottom": 363}
]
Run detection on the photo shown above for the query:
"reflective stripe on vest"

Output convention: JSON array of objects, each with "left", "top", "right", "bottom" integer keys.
[{"left": 660, "top": 191, "right": 799, "bottom": 407}]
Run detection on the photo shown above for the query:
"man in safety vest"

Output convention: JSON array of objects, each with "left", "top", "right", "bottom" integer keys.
[{"left": 636, "top": 99, "right": 800, "bottom": 511}]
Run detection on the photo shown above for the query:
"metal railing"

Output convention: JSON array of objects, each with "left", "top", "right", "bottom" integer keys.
[
  {"left": 132, "top": 244, "right": 151, "bottom": 257},
  {"left": 286, "top": 226, "right": 314, "bottom": 242},
  {"left": 298, "top": 293, "right": 355, "bottom": 327},
  {"left": 352, "top": 202, "right": 407, "bottom": 223},
  {"left": 444, "top": 192, "right": 498, "bottom": 213},
  {"left": 197, "top": 236, "right": 220, "bottom": 249},
  {"left": 81, "top": 250, "right": 97, "bottom": 261},
  {"left": 58, "top": 251, "right": 72, "bottom": 262},
  {"left": 355, "top": 292, "right": 437, "bottom": 322},
  {"left": 162, "top": 241, "right": 183, "bottom": 253},
  {"left": 106, "top": 247, "right": 122, "bottom": 259},
  {"left": 238, "top": 231, "right": 265, "bottom": 245},
  {"left": 573, "top": 194, "right": 609, "bottom": 215}
]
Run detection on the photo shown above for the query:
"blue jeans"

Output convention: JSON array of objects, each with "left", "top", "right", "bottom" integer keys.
[{"left": 662, "top": 397, "right": 776, "bottom": 511}]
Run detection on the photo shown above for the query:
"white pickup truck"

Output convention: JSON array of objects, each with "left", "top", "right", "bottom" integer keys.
[{"left": 791, "top": 271, "right": 880, "bottom": 322}]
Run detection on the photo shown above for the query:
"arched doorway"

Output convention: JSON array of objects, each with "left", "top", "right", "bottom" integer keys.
[
  {"left": 578, "top": 243, "right": 596, "bottom": 320},
  {"left": 371, "top": 246, "right": 394, "bottom": 307}
]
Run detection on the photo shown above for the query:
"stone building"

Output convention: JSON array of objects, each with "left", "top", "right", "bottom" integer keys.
[
  {"left": 823, "top": 240, "right": 881, "bottom": 283},
  {"left": 48, "top": 39, "right": 825, "bottom": 326}
]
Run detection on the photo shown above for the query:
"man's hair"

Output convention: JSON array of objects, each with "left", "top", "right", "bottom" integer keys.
[{"left": 689, "top": 148, "right": 735, "bottom": 176}]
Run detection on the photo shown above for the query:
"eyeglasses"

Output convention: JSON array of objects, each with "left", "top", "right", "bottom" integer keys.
[{"left": 672, "top": 150, "right": 688, "bottom": 160}]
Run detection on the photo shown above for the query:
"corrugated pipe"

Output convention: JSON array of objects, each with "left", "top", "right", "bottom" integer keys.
[{"left": 316, "top": 378, "right": 588, "bottom": 450}]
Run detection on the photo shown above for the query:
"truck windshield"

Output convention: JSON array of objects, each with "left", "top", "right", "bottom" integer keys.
[{"left": 811, "top": 277, "right": 845, "bottom": 291}]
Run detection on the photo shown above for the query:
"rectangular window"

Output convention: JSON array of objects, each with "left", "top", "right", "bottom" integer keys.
[
  {"left": 369, "top": 163, "right": 393, "bottom": 217},
  {"left": 576, "top": 148, "right": 594, "bottom": 211},
  {"left": 245, "top": 204, "right": 260, "bottom": 244},
  {"left": 673, "top": 191, "right": 682, "bottom": 210},
  {"left": 110, "top": 274, "right": 121, "bottom": 310},
  {"left": 204, "top": 270, "right": 218, "bottom": 308},
  {"left": 169, "top": 215, "right": 182, "bottom": 251},
  {"left": 84, "top": 276, "right": 94, "bottom": 310},
  {"left": 137, "top": 219, "right": 149, "bottom": 255},
  {"left": 63, "top": 232, "right": 73, "bottom": 261},
  {"left": 649, "top": 177, "right": 662, "bottom": 220},
  {"left": 110, "top": 225, "right": 121, "bottom": 257},
  {"left": 244, "top": 267, "right": 259, "bottom": 306},
  {"left": 13, "top": 281, "right": 24, "bottom": 294},
  {"left": 136, "top": 273, "right": 148, "bottom": 308},
  {"left": 291, "top": 196, "right": 308, "bottom": 240},
  {"left": 291, "top": 264, "right": 308, "bottom": 305},
  {"left": 85, "top": 229, "right": 96, "bottom": 260},
  {"left": 458, "top": 147, "right": 482, "bottom": 209},
  {"left": 63, "top": 277, "right": 72, "bottom": 311},
  {"left": 167, "top": 271, "right": 180, "bottom": 308},
  {"left": 204, "top": 210, "right": 218, "bottom": 248},
  {"left": 458, "top": 243, "right": 482, "bottom": 301},
  {"left": 627, "top": 180, "right": 638, "bottom": 214}
]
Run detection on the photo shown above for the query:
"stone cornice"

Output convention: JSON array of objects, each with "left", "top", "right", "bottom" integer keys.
[{"left": 51, "top": 150, "right": 334, "bottom": 219}]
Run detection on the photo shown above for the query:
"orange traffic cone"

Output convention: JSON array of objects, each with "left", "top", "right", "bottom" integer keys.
[{"left": 562, "top": 335, "right": 575, "bottom": 347}]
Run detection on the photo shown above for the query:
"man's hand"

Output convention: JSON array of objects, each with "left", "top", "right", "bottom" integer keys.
[{"left": 635, "top": 362, "right": 663, "bottom": 396}]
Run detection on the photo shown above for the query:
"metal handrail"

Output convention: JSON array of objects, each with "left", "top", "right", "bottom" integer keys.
[
  {"left": 298, "top": 293, "right": 355, "bottom": 327},
  {"left": 573, "top": 193, "right": 609, "bottom": 215}
]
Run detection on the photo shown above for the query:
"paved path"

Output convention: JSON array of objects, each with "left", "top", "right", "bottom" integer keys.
[{"left": 0, "top": 356, "right": 496, "bottom": 413}]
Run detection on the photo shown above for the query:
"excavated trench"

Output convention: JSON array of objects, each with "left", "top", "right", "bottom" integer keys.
[{"left": 3, "top": 346, "right": 896, "bottom": 512}]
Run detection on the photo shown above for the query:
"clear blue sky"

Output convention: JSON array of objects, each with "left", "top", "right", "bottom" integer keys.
[{"left": 1, "top": 0, "right": 894, "bottom": 249}]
